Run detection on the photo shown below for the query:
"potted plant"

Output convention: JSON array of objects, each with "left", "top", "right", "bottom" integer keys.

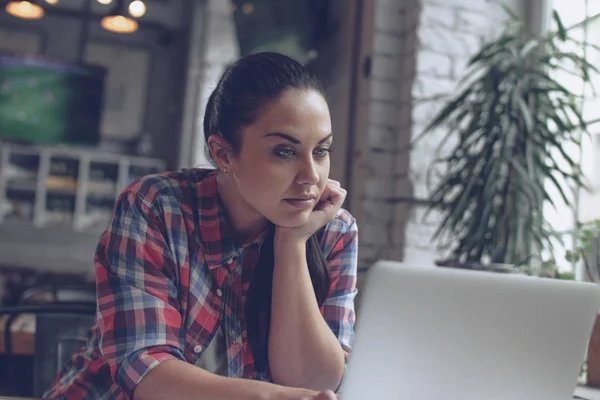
[
  {"left": 419, "top": 8, "right": 596, "bottom": 271},
  {"left": 566, "top": 220, "right": 600, "bottom": 387}
]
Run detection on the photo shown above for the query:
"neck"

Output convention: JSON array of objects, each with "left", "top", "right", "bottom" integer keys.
[{"left": 216, "top": 171, "right": 269, "bottom": 243}]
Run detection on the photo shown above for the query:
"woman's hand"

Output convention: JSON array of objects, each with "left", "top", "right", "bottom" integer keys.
[
  {"left": 269, "top": 180, "right": 348, "bottom": 390},
  {"left": 276, "top": 179, "right": 347, "bottom": 244},
  {"left": 275, "top": 388, "right": 339, "bottom": 400},
  {"left": 314, "top": 391, "right": 339, "bottom": 400}
]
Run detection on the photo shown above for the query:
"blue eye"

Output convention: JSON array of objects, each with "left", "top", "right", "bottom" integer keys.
[
  {"left": 314, "top": 147, "right": 332, "bottom": 157},
  {"left": 275, "top": 148, "right": 295, "bottom": 158}
]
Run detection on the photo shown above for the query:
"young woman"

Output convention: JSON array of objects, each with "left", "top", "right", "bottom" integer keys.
[{"left": 43, "top": 52, "right": 358, "bottom": 400}]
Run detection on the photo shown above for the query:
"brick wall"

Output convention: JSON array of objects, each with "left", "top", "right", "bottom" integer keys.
[{"left": 359, "top": 0, "right": 527, "bottom": 268}]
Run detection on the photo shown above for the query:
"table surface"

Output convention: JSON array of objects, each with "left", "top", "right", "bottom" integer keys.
[
  {"left": 0, "top": 387, "right": 599, "bottom": 400},
  {"left": 0, "top": 383, "right": 598, "bottom": 399},
  {"left": 1, "top": 314, "right": 600, "bottom": 399},
  {"left": 576, "top": 385, "right": 600, "bottom": 399},
  {"left": 0, "top": 314, "right": 35, "bottom": 355},
  {"left": 0, "top": 397, "right": 41, "bottom": 400}
]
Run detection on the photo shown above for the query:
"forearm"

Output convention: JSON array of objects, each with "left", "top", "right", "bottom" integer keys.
[
  {"left": 269, "top": 239, "right": 345, "bottom": 391},
  {"left": 134, "top": 359, "right": 314, "bottom": 400}
]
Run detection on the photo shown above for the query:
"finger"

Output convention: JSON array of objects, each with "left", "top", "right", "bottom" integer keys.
[
  {"left": 321, "top": 182, "right": 345, "bottom": 202},
  {"left": 328, "top": 179, "right": 341, "bottom": 188},
  {"left": 328, "top": 185, "right": 346, "bottom": 208},
  {"left": 316, "top": 186, "right": 345, "bottom": 219},
  {"left": 318, "top": 184, "right": 333, "bottom": 203},
  {"left": 315, "top": 390, "right": 337, "bottom": 400}
]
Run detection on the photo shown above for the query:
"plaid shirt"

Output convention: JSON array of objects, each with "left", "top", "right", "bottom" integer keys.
[{"left": 43, "top": 169, "right": 358, "bottom": 400}]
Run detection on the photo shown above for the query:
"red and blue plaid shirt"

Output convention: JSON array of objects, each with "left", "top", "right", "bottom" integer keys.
[{"left": 43, "top": 169, "right": 358, "bottom": 400}]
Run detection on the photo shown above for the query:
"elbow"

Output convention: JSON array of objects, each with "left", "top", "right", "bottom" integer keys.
[
  {"left": 269, "top": 351, "right": 344, "bottom": 392},
  {"left": 132, "top": 360, "right": 171, "bottom": 400}
]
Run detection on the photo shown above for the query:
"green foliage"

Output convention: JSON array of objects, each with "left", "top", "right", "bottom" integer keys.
[
  {"left": 421, "top": 9, "right": 597, "bottom": 266},
  {"left": 565, "top": 219, "right": 600, "bottom": 282}
]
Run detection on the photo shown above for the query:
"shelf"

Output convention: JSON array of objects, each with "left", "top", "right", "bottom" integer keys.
[
  {"left": 6, "top": 179, "right": 37, "bottom": 193},
  {"left": 0, "top": 142, "right": 165, "bottom": 230}
]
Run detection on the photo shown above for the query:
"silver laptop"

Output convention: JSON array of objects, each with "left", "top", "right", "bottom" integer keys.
[{"left": 341, "top": 261, "right": 600, "bottom": 400}]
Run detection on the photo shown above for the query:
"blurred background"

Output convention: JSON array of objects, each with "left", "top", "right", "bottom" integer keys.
[{"left": 0, "top": 0, "right": 599, "bottom": 397}]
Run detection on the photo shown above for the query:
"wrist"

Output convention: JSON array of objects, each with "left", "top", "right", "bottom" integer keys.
[
  {"left": 274, "top": 228, "right": 308, "bottom": 250},
  {"left": 246, "top": 379, "right": 290, "bottom": 400},
  {"left": 264, "top": 385, "right": 318, "bottom": 400}
]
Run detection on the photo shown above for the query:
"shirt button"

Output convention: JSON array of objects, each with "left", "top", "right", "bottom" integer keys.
[
  {"left": 216, "top": 288, "right": 223, "bottom": 297},
  {"left": 193, "top": 345, "right": 203, "bottom": 354}
]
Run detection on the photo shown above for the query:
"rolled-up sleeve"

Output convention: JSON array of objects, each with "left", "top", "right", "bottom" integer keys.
[
  {"left": 94, "top": 190, "right": 185, "bottom": 398},
  {"left": 321, "top": 216, "right": 358, "bottom": 360}
]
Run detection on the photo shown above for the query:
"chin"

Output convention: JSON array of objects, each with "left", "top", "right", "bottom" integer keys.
[{"left": 269, "top": 209, "right": 311, "bottom": 228}]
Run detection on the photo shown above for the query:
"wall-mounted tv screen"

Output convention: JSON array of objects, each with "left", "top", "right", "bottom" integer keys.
[{"left": 0, "top": 53, "right": 105, "bottom": 146}]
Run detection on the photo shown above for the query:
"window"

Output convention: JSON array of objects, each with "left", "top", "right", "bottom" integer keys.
[
  {"left": 551, "top": 0, "right": 600, "bottom": 126},
  {"left": 546, "top": 1, "right": 600, "bottom": 273},
  {"left": 550, "top": 0, "right": 600, "bottom": 196}
]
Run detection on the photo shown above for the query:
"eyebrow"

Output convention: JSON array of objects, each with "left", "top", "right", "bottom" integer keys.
[{"left": 265, "top": 132, "right": 333, "bottom": 145}]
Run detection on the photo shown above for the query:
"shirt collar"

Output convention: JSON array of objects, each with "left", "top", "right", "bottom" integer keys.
[{"left": 195, "top": 170, "right": 270, "bottom": 271}]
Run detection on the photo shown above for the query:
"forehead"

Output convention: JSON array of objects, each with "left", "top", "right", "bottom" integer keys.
[{"left": 247, "top": 88, "right": 331, "bottom": 139}]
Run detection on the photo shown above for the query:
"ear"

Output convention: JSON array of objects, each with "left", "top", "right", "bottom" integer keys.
[{"left": 207, "top": 134, "right": 233, "bottom": 171}]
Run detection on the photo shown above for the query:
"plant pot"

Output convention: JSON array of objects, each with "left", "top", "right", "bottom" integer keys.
[{"left": 587, "top": 314, "right": 600, "bottom": 387}]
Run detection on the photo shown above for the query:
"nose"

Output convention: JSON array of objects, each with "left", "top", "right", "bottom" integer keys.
[{"left": 296, "top": 157, "right": 320, "bottom": 186}]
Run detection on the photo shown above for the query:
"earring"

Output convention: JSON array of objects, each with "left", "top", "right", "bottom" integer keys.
[{"left": 222, "top": 168, "right": 228, "bottom": 173}]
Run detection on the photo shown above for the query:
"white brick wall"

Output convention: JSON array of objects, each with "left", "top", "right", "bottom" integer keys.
[
  {"left": 361, "top": 0, "right": 526, "bottom": 267},
  {"left": 357, "top": 0, "right": 408, "bottom": 267}
]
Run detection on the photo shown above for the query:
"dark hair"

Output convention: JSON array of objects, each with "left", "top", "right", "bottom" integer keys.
[{"left": 203, "top": 52, "right": 331, "bottom": 372}]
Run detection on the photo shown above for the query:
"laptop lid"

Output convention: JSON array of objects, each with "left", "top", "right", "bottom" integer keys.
[{"left": 342, "top": 261, "right": 600, "bottom": 400}]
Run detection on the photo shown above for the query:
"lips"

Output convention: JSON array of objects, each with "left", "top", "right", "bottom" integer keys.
[
  {"left": 284, "top": 194, "right": 317, "bottom": 209},
  {"left": 285, "top": 194, "right": 317, "bottom": 201}
]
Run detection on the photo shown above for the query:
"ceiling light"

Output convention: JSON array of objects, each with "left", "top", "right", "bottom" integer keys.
[
  {"left": 241, "top": 2, "right": 253, "bottom": 14},
  {"left": 45, "top": 0, "right": 58, "bottom": 4},
  {"left": 101, "top": 14, "right": 138, "bottom": 33},
  {"left": 128, "top": 0, "right": 146, "bottom": 18},
  {"left": 5, "top": 1, "right": 44, "bottom": 20},
  {"left": 97, "top": 0, "right": 113, "bottom": 4},
  {"left": 101, "top": 0, "right": 138, "bottom": 33}
]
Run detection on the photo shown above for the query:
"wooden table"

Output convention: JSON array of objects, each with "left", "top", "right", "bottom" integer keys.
[
  {"left": 0, "top": 314, "right": 35, "bottom": 356},
  {"left": 0, "top": 397, "right": 39, "bottom": 400}
]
